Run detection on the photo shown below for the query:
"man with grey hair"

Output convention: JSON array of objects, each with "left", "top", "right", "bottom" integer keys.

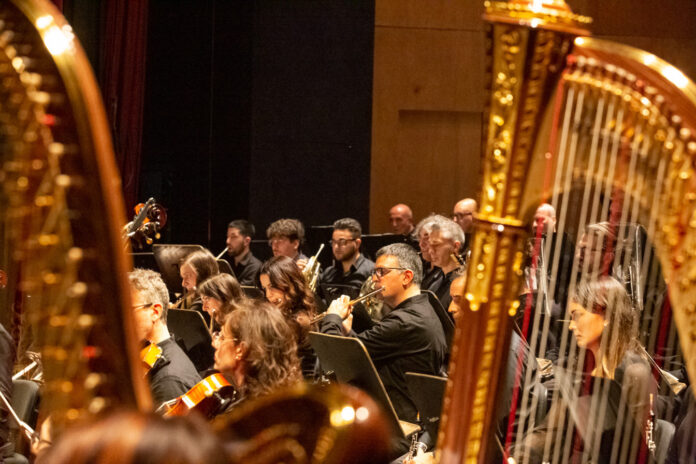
[
  {"left": 128, "top": 268, "right": 200, "bottom": 406},
  {"left": 321, "top": 243, "right": 447, "bottom": 425},
  {"left": 428, "top": 218, "right": 466, "bottom": 309},
  {"left": 415, "top": 214, "right": 451, "bottom": 292}
]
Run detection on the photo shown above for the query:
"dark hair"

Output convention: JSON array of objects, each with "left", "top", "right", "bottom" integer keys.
[
  {"left": 332, "top": 217, "right": 362, "bottom": 239},
  {"left": 376, "top": 243, "right": 423, "bottom": 285},
  {"left": 259, "top": 256, "right": 316, "bottom": 317},
  {"left": 266, "top": 219, "right": 305, "bottom": 245},
  {"left": 37, "top": 411, "right": 227, "bottom": 464},
  {"left": 181, "top": 250, "right": 219, "bottom": 287},
  {"left": 571, "top": 277, "right": 641, "bottom": 377},
  {"left": 198, "top": 274, "right": 246, "bottom": 324},
  {"left": 224, "top": 301, "right": 301, "bottom": 399},
  {"left": 228, "top": 219, "right": 255, "bottom": 238}
]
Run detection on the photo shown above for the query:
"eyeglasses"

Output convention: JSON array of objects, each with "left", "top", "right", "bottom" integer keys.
[
  {"left": 213, "top": 332, "right": 239, "bottom": 344},
  {"left": 132, "top": 303, "right": 153, "bottom": 311},
  {"left": 329, "top": 238, "right": 356, "bottom": 247},
  {"left": 371, "top": 267, "right": 410, "bottom": 278}
]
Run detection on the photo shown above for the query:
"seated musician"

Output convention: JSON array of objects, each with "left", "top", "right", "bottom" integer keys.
[
  {"left": 36, "top": 411, "right": 227, "bottom": 464},
  {"left": 452, "top": 197, "right": 477, "bottom": 255},
  {"left": 198, "top": 274, "right": 247, "bottom": 332},
  {"left": 318, "top": 217, "right": 375, "bottom": 333},
  {"left": 389, "top": 203, "right": 419, "bottom": 249},
  {"left": 414, "top": 214, "right": 446, "bottom": 292},
  {"left": 225, "top": 219, "right": 262, "bottom": 286},
  {"left": 511, "top": 277, "right": 656, "bottom": 463},
  {"left": 266, "top": 218, "right": 308, "bottom": 269},
  {"left": 427, "top": 218, "right": 465, "bottom": 309},
  {"left": 320, "top": 243, "right": 447, "bottom": 424},
  {"left": 259, "top": 256, "right": 317, "bottom": 379},
  {"left": 0, "top": 323, "right": 13, "bottom": 460},
  {"left": 212, "top": 300, "right": 302, "bottom": 404},
  {"left": 128, "top": 269, "right": 201, "bottom": 406},
  {"left": 179, "top": 249, "right": 220, "bottom": 315}
]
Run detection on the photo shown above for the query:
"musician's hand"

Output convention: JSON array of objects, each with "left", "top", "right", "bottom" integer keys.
[
  {"left": 296, "top": 258, "right": 308, "bottom": 271},
  {"left": 327, "top": 295, "right": 351, "bottom": 320},
  {"left": 403, "top": 452, "right": 435, "bottom": 464},
  {"left": 341, "top": 313, "right": 353, "bottom": 334}
]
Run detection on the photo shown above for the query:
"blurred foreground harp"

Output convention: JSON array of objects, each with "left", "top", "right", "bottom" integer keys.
[
  {"left": 0, "top": 0, "right": 148, "bottom": 438},
  {"left": 438, "top": 1, "right": 696, "bottom": 462}
]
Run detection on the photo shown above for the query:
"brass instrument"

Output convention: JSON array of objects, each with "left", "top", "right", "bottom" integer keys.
[
  {"left": 358, "top": 277, "right": 385, "bottom": 321},
  {"left": 302, "top": 243, "right": 325, "bottom": 292},
  {"left": 310, "top": 287, "right": 385, "bottom": 325}
]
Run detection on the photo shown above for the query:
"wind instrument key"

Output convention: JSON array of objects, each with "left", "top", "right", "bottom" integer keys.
[{"left": 311, "top": 287, "right": 385, "bottom": 324}]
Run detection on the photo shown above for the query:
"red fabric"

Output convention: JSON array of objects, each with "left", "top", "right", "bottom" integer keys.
[
  {"left": 101, "top": 0, "right": 149, "bottom": 210},
  {"left": 51, "top": 0, "right": 63, "bottom": 10}
]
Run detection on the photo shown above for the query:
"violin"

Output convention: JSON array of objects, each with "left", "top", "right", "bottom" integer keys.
[
  {"left": 140, "top": 342, "right": 163, "bottom": 374},
  {"left": 163, "top": 373, "right": 237, "bottom": 419}
]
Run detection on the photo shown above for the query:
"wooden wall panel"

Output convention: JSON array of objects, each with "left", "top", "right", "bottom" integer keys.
[{"left": 370, "top": 1, "right": 485, "bottom": 232}]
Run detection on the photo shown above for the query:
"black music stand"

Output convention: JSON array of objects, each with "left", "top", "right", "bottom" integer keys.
[
  {"left": 241, "top": 286, "right": 264, "bottom": 300},
  {"left": 153, "top": 244, "right": 206, "bottom": 296},
  {"left": 308, "top": 332, "right": 419, "bottom": 440},
  {"left": 405, "top": 372, "right": 446, "bottom": 443},
  {"left": 167, "top": 309, "right": 215, "bottom": 373},
  {"left": 422, "top": 289, "right": 455, "bottom": 348},
  {"left": 360, "top": 233, "right": 409, "bottom": 262},
  {"left": 216, "top": 258, "right": 235, "bottom": 277}
]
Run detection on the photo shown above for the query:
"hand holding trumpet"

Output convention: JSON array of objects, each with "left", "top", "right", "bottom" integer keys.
[{"left": 313, "top": 287, "right": 385, "bottom": 333}]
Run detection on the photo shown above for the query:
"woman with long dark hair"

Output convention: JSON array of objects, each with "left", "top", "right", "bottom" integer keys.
[
  {"left": 198, "top": 273, "right": 246, "bottom": 332},
  {"left": 259, "top": 256, "right": 317, "bottom": 378}
]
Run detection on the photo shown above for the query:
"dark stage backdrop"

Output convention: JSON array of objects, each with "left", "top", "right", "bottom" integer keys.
[{"left": 140, "top": 0, "right": 375, "bottom": 251}]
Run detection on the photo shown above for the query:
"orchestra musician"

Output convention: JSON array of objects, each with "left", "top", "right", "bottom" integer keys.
[
  {"left": 225, "top": 220, "right": 262, "bottom": 286},
  {"left": 452, "top": 197, "right": 477, "bottom": 254},
  {"left": 511, "top": 277, "right": 657, "bottom": 463},
  {"left": 427, "top": 218, "right": 465, "bottom": 310},
  {"left": 198, "top": 274, "right": 247, "bottom": 333},
  {"left": 212, "top": 300, "right": 301, "bottom": 405},
  {"left": 320, "top": 243, "right": 447, "bottom": 425},
  {"left": 414, "top": 214, "right": 447, "bottom": 293},
  {"left": 259, "top": 256, "right": 317, "bottom": 379},
  {"left": 389, "top": 203, "right": 415, "bottom": 237},
  {"left": 178, "top": 249, "right": 220, "bottom": 315},
  {"left": 0, "top": 323, "right": 13, "bottom": 460},
  {"left": 266, "top": 218, "right": 308, "bottom": 269},
  {"left": 128, "top": 269, "right": 201, "bottom": 406},
  {"left": 317, "top": 218, "right": 375, "bottom": 333}
]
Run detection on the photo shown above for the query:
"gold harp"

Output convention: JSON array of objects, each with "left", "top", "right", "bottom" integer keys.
[
  {"left": 439, "top": 1, "right": 696, "bottom": 463},
  {"left": 0, "top": 0, "right": 149, "bottom": 436}
]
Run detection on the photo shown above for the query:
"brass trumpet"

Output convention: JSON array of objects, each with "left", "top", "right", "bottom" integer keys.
[
  {"left": 310, "top": 287, "right": 385, "bottom": 325},
  {"left": 302, "top": 243, "right": 325, "bottom": 292}
]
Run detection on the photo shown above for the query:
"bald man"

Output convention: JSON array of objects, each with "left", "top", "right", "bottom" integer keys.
[
  {"left": 533, "top": 203, "right": 557, "bottom": 235},
  {"left": 389, "top": 203, "right": 415, "bottom": 236},
  {"left": 453, "top": 198, "right": 477, "bottom": 255}
]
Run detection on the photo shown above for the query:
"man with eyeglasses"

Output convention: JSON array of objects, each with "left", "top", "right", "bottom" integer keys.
[
  {"left": 452, "top": 197, "right": 477, "bottom": 254},
  {"left": 320, "top": 243, "right": 447, "bottom": 426},
  {"left": 317, "top": 218, "right": 375, "bottom": 332},
  {"left": 128, "top": 269, "right": 201, "bottom": 406}
]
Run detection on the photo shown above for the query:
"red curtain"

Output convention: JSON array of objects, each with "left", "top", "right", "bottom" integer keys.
[
  {"left": 101, "top": 0, "right": 149, "bottom": 210},
  {"left": 51, "top": 0, "right": 63, "bottom": 10}
]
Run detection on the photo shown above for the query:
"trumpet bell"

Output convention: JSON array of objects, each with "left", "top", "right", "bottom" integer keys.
[{"left": 358, "top": 278, "right": 385, "bottom": 321}]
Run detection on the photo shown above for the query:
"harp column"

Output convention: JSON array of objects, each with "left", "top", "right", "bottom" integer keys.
[{"left": 437, "top": 2, "right": 591, "bottom": 463}]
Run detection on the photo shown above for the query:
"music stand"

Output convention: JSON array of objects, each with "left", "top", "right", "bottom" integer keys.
[
  {"left": 405, "top": 372, "right": 447, "bottom": 443},
  {"left": 216, "top": 258, "right": 235, "bottom": 277},
  {"left": 360, "top": 234, "right": 409, "bottom": 262},
  {"left": 308, "top": 332, "right": 419, "bottom": 439},
  {"left": 422, "top": 289, "right": 455, "bottom": 348},
  {"left": 241, "top": 286, "right": 264, "bottom": 300},
  {"left": 153, "top": 244, "right": 206, "bottom": 296},
  {"left": 167, "top": 309, "right": 215, "bottom": 373}
]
